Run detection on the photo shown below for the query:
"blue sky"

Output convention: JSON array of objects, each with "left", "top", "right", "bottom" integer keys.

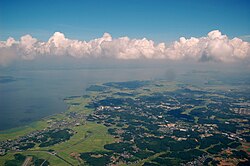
[{"left": 0, "top": 0, "right": 250, "bottom": 42}]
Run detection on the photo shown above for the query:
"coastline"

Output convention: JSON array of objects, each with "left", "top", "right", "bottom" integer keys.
[{"left": 0, "top": 97, "right": 76, "bottom": 141}]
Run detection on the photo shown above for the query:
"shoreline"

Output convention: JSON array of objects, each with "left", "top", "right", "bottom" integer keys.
[{"left": 0, "top": 97, "right": 74, "bottom": 141}]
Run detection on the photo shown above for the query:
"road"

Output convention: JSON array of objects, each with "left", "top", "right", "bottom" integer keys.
[
  {"left": 22, "top": 156, "right": 32, "bottom": 166},
  {"left": 25, "top": 150, "right": 74, "bottom": 166}
]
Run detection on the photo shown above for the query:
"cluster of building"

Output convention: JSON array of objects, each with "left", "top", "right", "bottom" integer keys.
[{"left": 0, "top": 108, "right": 87, "bottom": 155}]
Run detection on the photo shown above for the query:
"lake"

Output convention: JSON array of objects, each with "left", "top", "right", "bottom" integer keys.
[{"left": 0, "top": 67, "right": 169, "bottom": 130}]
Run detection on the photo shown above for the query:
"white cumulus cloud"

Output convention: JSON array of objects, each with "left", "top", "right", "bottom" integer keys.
[{"left": 0, "top": 30, "right": 249, "bottom": 65}]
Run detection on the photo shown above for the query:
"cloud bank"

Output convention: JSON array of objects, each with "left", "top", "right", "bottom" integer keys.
[{"left": 0, "top": 30, "right": 249, "bottom": 65}]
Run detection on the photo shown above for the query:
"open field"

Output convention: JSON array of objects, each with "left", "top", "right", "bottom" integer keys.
[
  {"left": 0, "top": 121, "right": 48, "bottom": 141},
  {"left": 0, "top": 122, "right": 116, "bottom": 166},
  {"left": 40, "top": 122, "right": 115, "bottom": 165}
]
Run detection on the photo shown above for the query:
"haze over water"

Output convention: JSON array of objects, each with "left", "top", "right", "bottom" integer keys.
[{"left": 0, "top": 65, "right": 172, "bottom": 130}]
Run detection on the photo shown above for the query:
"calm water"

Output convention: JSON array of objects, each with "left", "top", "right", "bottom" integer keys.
[{"left": 0, "top": 68, "right": 167, "bottom": 130}]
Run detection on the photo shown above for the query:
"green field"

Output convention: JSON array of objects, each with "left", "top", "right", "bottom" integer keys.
[
  {"left": 0, "top": 122, "right": 115, "bottom": 166},
  {"left": 0, "top": 121, "right": 48, "bottom": 141},
  {"left": 40, "top": 122, "right": 115, "bottom": 165}
]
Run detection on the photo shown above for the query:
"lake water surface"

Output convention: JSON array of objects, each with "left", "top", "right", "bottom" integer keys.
[{"left": 0, "top": 67, "right": 168, "bottom": 130}]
